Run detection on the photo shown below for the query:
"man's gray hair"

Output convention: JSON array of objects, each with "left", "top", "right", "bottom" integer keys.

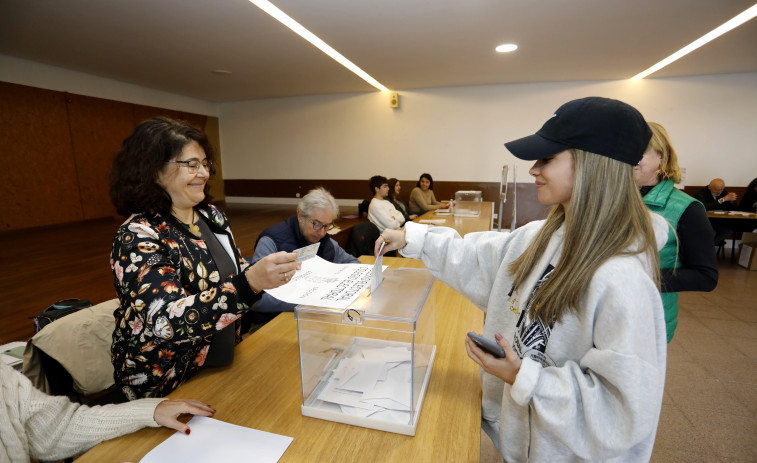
[{"left": 297, "top": 187, "right": 340, "bottom": 218}]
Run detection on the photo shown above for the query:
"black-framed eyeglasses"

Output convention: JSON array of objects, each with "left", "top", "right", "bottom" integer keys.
[
  {"left": 306, "top": 217, "right": 336, "bottom": 232},
  {"left": 166, "top": 159, "right": 213, "bottom": 174}
]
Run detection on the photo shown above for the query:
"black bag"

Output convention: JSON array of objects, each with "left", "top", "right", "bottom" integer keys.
[{"left": 33, "top": 298, "right": 92, "bottom": 332}]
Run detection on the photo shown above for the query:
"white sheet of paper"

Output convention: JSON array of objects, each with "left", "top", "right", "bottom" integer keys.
[
  {"left": 419, "top": 219, "right": 446, "bottom": 224},
  {"left": 336, "top": 361, "right": 383, "bottom": 393},
  {"left": 1, "top": 341, "right": 26, "bottom": 367},
  {"left": 139, "top": 416, "right": 292, "bottom": 463},
  {"left": 315, "top": 346, "right": 414, "bottom": 415},
  {"left": 265, "top": 256, "right": 379, "bottom": 309},
  {"left": 372, "top": 241, "right": 385, "bottom": 292},
  {"left": 362, "top": 346, "right": 411, "bottom": 363},
  {"left": 339, "top": 403, "right": 384, "bottom": 418},
  {"left": 318, "top": 380, "right": 376, "bottom": 410},
  {"left": 361, "top": 380, "right": 412, "bottom": 411},
  {"left": 293, "top": 242, "right": 319, "bottom": 263}
]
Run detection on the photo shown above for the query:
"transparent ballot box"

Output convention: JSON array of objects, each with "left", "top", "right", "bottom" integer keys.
[
  {"left": 294, "top": 268, "right": 436, "bottom": 435},
  {"left": 453, "top": 190, "right": 482, "bottom": 217}
]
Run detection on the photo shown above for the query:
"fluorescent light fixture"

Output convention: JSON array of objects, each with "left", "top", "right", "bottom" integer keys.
[
  {"left": 495, "top": 43, "right": 518, "bottom": 53},
  {"left": 248, "top": 0, "right": 390, "bottom": 92},
  {"left": 632, "top": 3, "right": 757, "bottom": 80}
]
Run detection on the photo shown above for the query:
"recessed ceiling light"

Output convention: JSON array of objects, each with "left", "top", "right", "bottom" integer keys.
[
  {"left": 495, "top": 44, "right": 518, "bottom": 53},
  {"left": 631, "top": 3, "right": 757, "bottom": 80},
  {"left": 249, "top": 0, "right": 390, "bottom": 92},
  {"left": 212, "top": 70, "right": 232, "bottom": 75}
]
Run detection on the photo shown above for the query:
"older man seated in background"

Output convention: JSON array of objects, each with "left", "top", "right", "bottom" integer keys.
[
  {"left": 695, "top": 178, "right": 740, "bottom": 245},
  {"left": 242, "top": 187, "right": 358, "bottom": 331},
  {"left": 695, "top": 178, "right": 738, "bottom": 211}
]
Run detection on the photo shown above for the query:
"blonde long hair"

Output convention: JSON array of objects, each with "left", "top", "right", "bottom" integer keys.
[
  {"left": 508, "top": 150, "right": 660, "bottom": 324},
  {"left": 647, "top": 122, "right": 682, "bottom": 184}
]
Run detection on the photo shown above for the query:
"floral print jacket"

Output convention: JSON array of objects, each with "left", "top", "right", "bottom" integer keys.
[{"left": 110, "top": 205, "right": 259, "bottom": 399}]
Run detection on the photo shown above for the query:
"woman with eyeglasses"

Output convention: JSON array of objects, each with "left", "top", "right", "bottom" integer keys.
[{"left": 109, "top": 118, "right": 300, "bottom": 399}]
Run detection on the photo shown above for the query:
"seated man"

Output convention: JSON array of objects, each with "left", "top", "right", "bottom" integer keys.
[
  {"left": 694, "top": 178, "right": 738, "bottom": 211},
  {"left": 367, "top": 175, "right": 406, "bottom": 233},
  {"left": 243, "top": 188, "right": 359, "bottom": 329},
  {"left": 695, "top": 178, "right": 739, "bottom": 245}
]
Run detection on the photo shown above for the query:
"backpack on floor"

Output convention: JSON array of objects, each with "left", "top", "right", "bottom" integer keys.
[{"left": 33, "top": 298, "right": 92, "bottom": 332}]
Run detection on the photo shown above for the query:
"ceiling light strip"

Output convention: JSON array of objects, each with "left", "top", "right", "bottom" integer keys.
[
  {"left": 249, "top": 0, "right": 390, "bottom": 92},
  {"left": 631, "top": 3, "right": 757, "bottom": 80}
]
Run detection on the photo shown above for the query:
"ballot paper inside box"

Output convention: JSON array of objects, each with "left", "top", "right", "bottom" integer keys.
[{"left": 294, "top": 268, "right": 436, "bottom": 436}]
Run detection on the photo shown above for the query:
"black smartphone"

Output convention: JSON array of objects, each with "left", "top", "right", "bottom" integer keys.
[{"left": 467, "top": 332, "right": 506, "bottom": 358}]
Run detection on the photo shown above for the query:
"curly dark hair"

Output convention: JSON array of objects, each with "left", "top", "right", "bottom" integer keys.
[{"left": 109, "top": 118, "right": 215, "bottom": 217}]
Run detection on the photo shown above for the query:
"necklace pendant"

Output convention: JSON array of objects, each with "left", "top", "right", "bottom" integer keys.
[{"left": 189, "top": 223, "right": 202, "bottom": 237}]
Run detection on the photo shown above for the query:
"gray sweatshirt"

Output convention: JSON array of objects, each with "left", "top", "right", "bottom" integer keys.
[{"left": 401, "top": 214, "right": 668, "bottom": 462}]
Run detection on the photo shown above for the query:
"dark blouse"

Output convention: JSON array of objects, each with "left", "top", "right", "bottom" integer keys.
[{"left": 110, "top": 204, "right": 259, "bottom": 399}]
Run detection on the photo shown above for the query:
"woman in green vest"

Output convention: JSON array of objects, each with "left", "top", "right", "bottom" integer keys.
[{"left": 634, "top": 122, "right": 718, "bottom": 342}]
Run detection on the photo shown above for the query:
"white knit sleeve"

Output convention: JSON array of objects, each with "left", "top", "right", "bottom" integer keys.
[{"left": 3, "top": 363, "right": 164, "bottom": 461}]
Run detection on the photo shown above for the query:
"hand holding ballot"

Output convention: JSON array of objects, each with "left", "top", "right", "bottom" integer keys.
[
  {"left": 265, "top": 256, "right": 383, "bottom": 310},
  {"left": 245, "top": 251, "right": 301, "bottom": 291},
  {"left": 374, "top": 229, "right": 406, "bottom": 257}
]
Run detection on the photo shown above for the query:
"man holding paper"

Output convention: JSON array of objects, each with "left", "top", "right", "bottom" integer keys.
[{"left": 243, "top": 188, "right": 359, "bottom": 330}]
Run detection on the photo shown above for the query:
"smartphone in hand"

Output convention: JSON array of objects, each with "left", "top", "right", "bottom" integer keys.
[{"left": 467, "top": 332, "right": 506, "bottom": 358}]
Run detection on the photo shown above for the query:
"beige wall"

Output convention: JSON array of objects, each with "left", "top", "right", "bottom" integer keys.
[
  {"left": 219, "top": 73, "right": 757, "bottom": 192},
  {"left": 3, "top": 53, "right": 755, "bottom": 201}
]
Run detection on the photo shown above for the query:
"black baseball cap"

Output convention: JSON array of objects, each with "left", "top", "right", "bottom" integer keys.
[{"left": 504, "top": 97, "right": 652, "bottom": 166}]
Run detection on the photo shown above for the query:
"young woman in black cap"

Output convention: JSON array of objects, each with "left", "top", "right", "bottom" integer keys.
[{"left": 377, "top": 97, "right": 668, "bottom": 462}]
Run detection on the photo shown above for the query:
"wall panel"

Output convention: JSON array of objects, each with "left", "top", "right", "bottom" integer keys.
[
  {"left": 132, "top": 104, "right": 183, "bottom": 125},
  {"left": 66, "top": 93, "right": 134, "bottom": 219},
  {"left": 202, "top": 117, "right": 225, "bottom": 201},
  {"left": 0, "top": 82, "right": 82, "bottom": 230},
  {"left": 1, "top": 82, "right": 221, "bottom": 231}
]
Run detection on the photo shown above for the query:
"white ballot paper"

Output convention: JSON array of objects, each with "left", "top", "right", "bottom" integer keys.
[
  {"left": 372, "top": 241, "right": 385, "bottom": 292},
  {"left": 265, "top": 256, "right": 386, "bottom": 309},
  {"left": 292, "top": 242, "right": 319, "bottom": 263},
  {"left": 419, "top": 219, "right": 446, "bottom": 224},
  {"left": 140, "top": 416, "right": 292, "bottom": 463},
  {"left": 314, "top": 344, "right": 417, "bottom": 423}
]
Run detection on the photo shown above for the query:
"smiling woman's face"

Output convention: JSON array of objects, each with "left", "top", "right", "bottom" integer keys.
[
  {"left": 419, "top": 178, "right": 431, "bottom": 191},
  {"left": 528, "top": 150, "right": 575, "bottom": 211},
  {"left": 157, "top": 141, "right": 209, "bottom": 211}
]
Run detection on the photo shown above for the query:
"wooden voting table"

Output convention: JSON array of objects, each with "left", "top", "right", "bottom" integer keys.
[
  {"left": 77, "top": 256, "right": 485, "bottom": 463},
  {"left": 414, "top": 202, "right": 494, "bottom": 235},
  {"left": 706, "top": 210, "right": 757, "bottom": 259}
]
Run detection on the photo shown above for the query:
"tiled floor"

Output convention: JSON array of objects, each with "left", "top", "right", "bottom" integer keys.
[{"left": 480, "top": 258, "right": 757, "bottom": 462}]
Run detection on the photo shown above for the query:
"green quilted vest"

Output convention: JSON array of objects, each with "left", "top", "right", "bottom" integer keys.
[{"left": 642, "top": 180, "right": 700, "bottom": 342}]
